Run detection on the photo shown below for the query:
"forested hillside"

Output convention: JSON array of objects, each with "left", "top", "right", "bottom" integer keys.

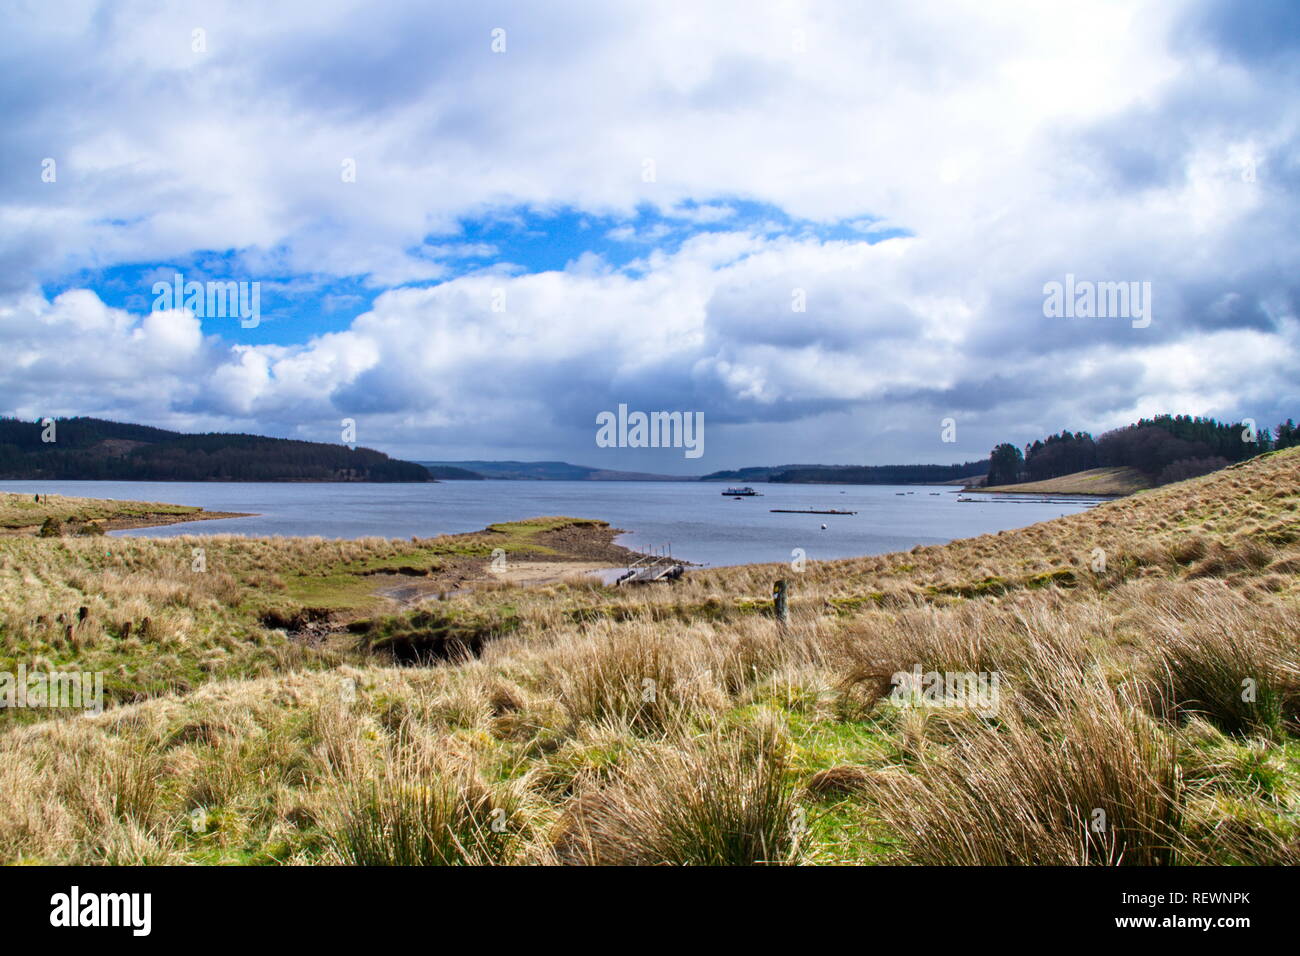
[
  {"left": 0, "top": 417, "right": 431, "bottom": 482},
  {"left": 701, "top": 461, "right": 989, "bottom": 484}
]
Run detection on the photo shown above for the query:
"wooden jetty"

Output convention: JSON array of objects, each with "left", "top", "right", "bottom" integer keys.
[{"left": 614, "top": 544, "right": 686, "bottom": 586}]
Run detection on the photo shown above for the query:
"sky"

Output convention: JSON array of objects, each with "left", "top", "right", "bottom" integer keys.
[{"left": 2, "top": 0, "right": 1298, "bottom": 475}]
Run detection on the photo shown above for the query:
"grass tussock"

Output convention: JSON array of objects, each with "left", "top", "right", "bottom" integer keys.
[
  {"left": 865, "top": 674, "right": 1183, "bottom": 865},
  {"left": 327, "top": 733, "right": 530, "bottom": 866},
  {"left": 555, "top": 717, "right": 800, "bottom": 865},
  {"left": 1138, "top": 586, "right": 1300, "bottom": 736}
]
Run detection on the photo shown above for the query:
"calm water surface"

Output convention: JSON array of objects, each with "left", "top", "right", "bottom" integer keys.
[{"left": 0, "top": 480, "right": 1105, "bottom": 568}]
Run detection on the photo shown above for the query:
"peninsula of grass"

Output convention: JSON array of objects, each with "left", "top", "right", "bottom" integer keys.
[{"left": 0, "top": 491, "right": 248, "bottom": 535}]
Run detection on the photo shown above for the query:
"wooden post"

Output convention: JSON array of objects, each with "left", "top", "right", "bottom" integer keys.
[{"left": 773, "top": 579, "right": 789, "bottom": 624}]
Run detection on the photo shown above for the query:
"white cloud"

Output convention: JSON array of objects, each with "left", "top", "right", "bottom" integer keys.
[{"left": 0, "top": 0, "right": 1298, "bottom": 466}]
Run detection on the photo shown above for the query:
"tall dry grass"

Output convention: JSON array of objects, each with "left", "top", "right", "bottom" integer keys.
[
  {"left": 864, "top": 673, "right": 1183, "bottom": 865},
  {"left": 555, "top": 716, "right": 800, "bottom": 865},
  {"left": 0, "top": 447, "right": 1293, "bottom": 865},
  {"left": 1134, "top": 583, "right": 1300, "bottom": 735},
  {"left": 327, "top": 733, "right": 529, "bottom": 866}
]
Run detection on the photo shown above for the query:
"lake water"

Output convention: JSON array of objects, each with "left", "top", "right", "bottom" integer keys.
[{"left": 0, "top": 480, "right": 1105, "bottom": 568}]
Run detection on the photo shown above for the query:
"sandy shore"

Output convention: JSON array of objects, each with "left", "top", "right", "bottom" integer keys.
[{"left": 375, "top": 560, "right": 619, "bottom": 605}]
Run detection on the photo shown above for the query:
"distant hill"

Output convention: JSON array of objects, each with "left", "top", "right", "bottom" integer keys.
[
  {"left": 0, "top": 417, "right": 432, "bottom": 482},
  {"left": 701, "top": 461, "right": 989, "bottom": 485},
  {"left": 698, "top": 465, "right": 806, "bottom": 482},
  {"left": 419, "top": 460, "right": 684, "bottom": 481},
  {"left": 428, "top": 459, "right": 993, "bottom": 483},
  {"left": 423, "top": 464, "right": 485, "bottom": 480}
]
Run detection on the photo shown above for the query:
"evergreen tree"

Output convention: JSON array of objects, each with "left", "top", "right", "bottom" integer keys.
[
  {"left": 987, "top": 443, "right": 1024, "bottom": 485},
  {"left": 988, "top": 411, "right": 1294, "bottom": 490}
]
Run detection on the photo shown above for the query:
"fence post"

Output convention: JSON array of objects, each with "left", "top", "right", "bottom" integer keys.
[{"left": 773, "top": 579, "right": 789, "bottom": 625}]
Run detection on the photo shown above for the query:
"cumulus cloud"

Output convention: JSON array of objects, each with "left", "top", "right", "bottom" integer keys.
[{"left": 0, "top": 0, "right": 1297, "bottom": 469}]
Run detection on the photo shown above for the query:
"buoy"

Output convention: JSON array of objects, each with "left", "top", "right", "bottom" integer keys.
[{"left": 820, "top": 523, "right": 827, "bottom": 530}]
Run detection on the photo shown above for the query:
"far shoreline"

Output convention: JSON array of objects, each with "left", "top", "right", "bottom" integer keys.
[{"left": 964, "top": 489, "right": 1123, "bottom": 499}]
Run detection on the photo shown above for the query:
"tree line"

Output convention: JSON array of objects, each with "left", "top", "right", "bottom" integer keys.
[
  {"left": 0, "top": 417, "right": 432, "bottom": 482},
  {"left": 767, "top": 461, "right": 990, "bottom": 484},
  {"left": 699, "top": 461, "right": 990, "bottom": 484},
  {"left": 986, "top": 414, "right": 1299, "bottom": 487}
]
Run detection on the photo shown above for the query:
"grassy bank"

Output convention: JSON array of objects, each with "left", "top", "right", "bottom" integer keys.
[
  {"left": 977, "top": 466, "right": 1149, "bottom": 496},
  {"left": 0, "top": 449, "right": 1296, "bottom": 864},
  {"left": 0, "top": 515, "right": 643, "bottom": 724}
]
